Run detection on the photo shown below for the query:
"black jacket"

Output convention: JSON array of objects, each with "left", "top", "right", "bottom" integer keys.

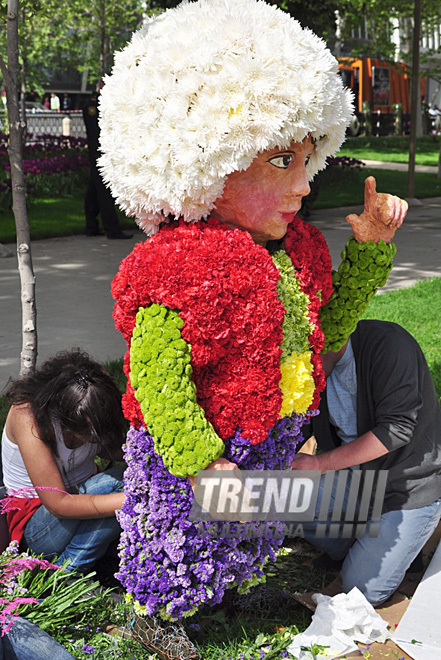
[
  {"left": 82, "top": 93, "right": 100, "bottom": 159},
  {"left": 311, "top": 320, "right": 441, "bottom": 512}
]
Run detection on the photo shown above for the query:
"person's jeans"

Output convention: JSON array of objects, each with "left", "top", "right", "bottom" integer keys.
[
  {"left": 24, "top": 466, "right": 124, "bottom": 573},
  {"left": 1, "top": 617, "right": 74, "bottom": 660},
  {"left": 300, "top": 470, "right": 441, "bottom": 606}
]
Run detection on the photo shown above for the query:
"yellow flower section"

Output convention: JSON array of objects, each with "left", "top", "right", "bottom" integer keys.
[{"left": 279, "top": 351, "right": 315, "bottom": 416}]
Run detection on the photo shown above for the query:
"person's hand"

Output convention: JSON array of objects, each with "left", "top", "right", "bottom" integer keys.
[
  {"left": 291, "top": 452, "right": 321, "bottom": 471},
  {"left": 346, "top": 176, "right": 408, "bottom": 244},
  {"left": 188, "top": 457, "right": 239, "bottom": 491},
  {"left": 189, "top": 457, "right": 247, "bottom": 521}
]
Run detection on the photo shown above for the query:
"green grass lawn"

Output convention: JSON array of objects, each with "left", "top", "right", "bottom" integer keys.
[
  {"left": 362, "top": 277, "right": 441, "bottom": 401},
  {"left": 0, "top": 192, "right": 135, "bottom": 244},
  {"left": 311, "top": 166, "right": 441, "bottom": 209},
  {"left": 338, "top": 135, "right": 441, "bottom": 166}
]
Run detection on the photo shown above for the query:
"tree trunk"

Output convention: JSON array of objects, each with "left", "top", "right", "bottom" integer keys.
[
  {"left": 19, "top": 5, "right": 26, "bottom": 125},
  {"left": 0, "top": 0, "right": 37, "bottom": 376},
  {"left": 407, "top": 0, "right": 422, "bottom": 198},
  {"left": 19, "top": 58, "right": 26, "bottom": 125},
  {"left": 99, "top": 0, "right": 106, "bottom": 79},
  {"left": 437, "top": 141, "right": 441, "bottom": 179}
]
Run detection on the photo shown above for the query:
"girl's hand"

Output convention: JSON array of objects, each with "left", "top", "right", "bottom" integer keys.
[{"left": 188, "top": 457, "right": 239, "bottom": 490}]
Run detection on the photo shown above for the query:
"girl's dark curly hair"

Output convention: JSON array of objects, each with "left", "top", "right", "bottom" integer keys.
[{"left": 7, "top": 350, "right": 125, "bottom": 460}]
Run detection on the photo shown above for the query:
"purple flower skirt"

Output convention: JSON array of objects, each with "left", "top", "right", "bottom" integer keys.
[{"left": 116, "top": 413, "right": 313, "bottom": 620}]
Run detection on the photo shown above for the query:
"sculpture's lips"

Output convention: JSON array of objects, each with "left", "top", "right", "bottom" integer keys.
[{"left": 279, "top": 211, "right": 299, "bottom": 223}]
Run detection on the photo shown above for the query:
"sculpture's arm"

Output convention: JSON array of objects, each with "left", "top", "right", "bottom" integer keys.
[
  {"left": 320, "top": 238, "right": 396, "bottom": 351},
  {"left": 320, "top": 177, "right": 407, "bottom": 352},
  {"left": 130, "top": 303, "right": 225, "bottom": 478}
]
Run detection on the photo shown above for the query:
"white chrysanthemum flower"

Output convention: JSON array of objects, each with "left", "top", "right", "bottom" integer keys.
[{"left": 99, "top": 0, "right": 353, "bottom": 236}]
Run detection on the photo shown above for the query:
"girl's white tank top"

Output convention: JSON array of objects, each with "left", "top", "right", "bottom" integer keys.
[{"left": 1, "top": 419, "right": 98, "bottom": 496}]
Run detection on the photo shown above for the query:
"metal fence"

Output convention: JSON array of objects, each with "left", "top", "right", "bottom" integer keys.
[
  {"left": 0, "top": 111, "right": 87, "bottom": 139},
  {"left": 26, "top": 111, "right": 87, "bottom": 139}
]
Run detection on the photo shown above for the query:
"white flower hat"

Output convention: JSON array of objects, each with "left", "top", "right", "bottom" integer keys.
[{"left": 98, "top": 0, "right": 353, "bottom": 235}]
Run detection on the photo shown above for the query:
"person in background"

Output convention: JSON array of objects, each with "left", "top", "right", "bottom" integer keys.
[
  {"left": 82, "top": 82, "right": 132, "bottom": 239},
  {"left": 50, "top": 93, "right": 60, "bottom": 111},
  {"left": 2, "top": 350, "right": 126, "bottom": 574},
  {"left": 292, "top": 320, "right": 441, "bottom": 606},
  {"left": 25, "top": 89, "right": 39, "bottom": 103},
  {"left": 62, "top": 93, "right": 71, "bottom": 111},
  {"left": 43, "top": 95, "right": 50, "bottom": 109}
]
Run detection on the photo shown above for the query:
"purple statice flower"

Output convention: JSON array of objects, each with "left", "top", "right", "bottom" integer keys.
[
  {"left": 80, "top": 643, "right": 95, "bottom": 654},
  {"left": 116, "top": 411, "right": 314, "bottom": 620},
  {"left": 223, "top": 410, "right": 317, "bottom": 470}
]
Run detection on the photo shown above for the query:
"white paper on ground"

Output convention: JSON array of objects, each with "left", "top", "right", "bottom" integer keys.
[
  {"left": 287, "top": 587, "right": 389, "bottom": 660},
  {"left": 392, "top": 541, "right": 441, "bottom": 660}
]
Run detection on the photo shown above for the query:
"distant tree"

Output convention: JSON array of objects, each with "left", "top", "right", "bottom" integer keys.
[
  {"left": 66, "top": 0, "right": 145, "bottom": 80},
  {"left": 0, "top": 0, "right": 146, "bottom": 96},
  {"left": 272, "top": 0, "right": 339, "bottom": 40},
  {"left": 334, "top": 0, "right": 407, "bottom": 60},
  {"left": 334, "top": 0, "right": 441, "bottom": 185}
]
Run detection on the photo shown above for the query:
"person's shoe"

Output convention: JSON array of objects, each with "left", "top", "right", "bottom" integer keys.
[
  {"left": 86, "top": 230, "right": 106, "bottom": 236},
  {"left": 107, "top": 232, "right": 133, "bottom": 239},
  {"left": 406, "top": 550, "right": 424, "bottom": 573},
  {"left": 130, "top": 611, "right": 201, "bottom": 660},
  {"left": 312, "top": 553, "right": 344, "bottom": 572}
]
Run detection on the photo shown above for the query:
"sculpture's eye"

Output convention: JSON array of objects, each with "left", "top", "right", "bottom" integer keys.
[{"left": 268, "top": 153, "right": 293, "bottom": 169}]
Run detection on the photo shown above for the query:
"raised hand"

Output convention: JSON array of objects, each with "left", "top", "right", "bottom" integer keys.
[{"left": 346, "top": 176, "right": 408, "bottom": 244}]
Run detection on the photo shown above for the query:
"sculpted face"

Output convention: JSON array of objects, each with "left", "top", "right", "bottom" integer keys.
[{"left": 213, "top": 138, "right": 313, "bottom": 246}]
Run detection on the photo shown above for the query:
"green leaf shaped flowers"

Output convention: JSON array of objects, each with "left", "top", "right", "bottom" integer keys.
[
  {"left": 272, "top": 250, "right": 312, "bottom": 357},
  {"left": 130, "top": 304, "right": 224, "bottom": 477},
  {"left": 321, "top": 237, "right": 396, "bottom": 352}
]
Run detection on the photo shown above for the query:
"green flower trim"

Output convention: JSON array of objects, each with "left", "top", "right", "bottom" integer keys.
[
  {"left": 321, "top": 237, "right": 396, "bottom": 352},
  {"left": 130, "top": 303, "right": 224, "bottom": 478},
  {"left": 271, "top": 250, "right": 313, "bottom": 358}
]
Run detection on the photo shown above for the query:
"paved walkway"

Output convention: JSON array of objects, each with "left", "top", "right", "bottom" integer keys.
[
  {"left": 1, "top": 195, "right": 441, "bottom": 391},
  {"left": 363, "top": 159, "right": 439, "bottom": 173}
]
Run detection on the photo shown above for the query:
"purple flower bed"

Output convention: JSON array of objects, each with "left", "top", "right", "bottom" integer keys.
[
  {"left": 325, "top": 155, "right": 365, "bottom": 170},
  {"left": 117, "top": 411, "right": 315, "bottom": 620},
  {"left": 4, "top": 154, "right": 88, "bottom": 176},
  {"left": 0, "top": 132, "right": 87, "bottom": 157},
  {"left": 0, "top": 132, "right": 89, "bottom": 206}
]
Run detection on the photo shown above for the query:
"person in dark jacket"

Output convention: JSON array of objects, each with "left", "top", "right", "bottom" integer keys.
[
  {"left": 292, "top": 320, "right": 441, "bottom": 605},
  {"left": 83, "top": 83, "right": 132, "bottom": 239}
]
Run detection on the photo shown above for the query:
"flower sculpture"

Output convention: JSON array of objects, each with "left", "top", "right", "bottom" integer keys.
[{"left": 99, "top": 0, "right": 407, "bottom": 626}]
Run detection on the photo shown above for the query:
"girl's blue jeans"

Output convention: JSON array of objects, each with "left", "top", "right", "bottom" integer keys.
[
  {"left": 23, "top": 465, "right": 124, "bottom": 574},
  {"left": 1, "top": 617, "right": 74, "bottom": 660}
]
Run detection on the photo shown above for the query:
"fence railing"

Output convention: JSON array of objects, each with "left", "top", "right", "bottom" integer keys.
[
  {"left": 26, "top": 111, "right": 87, "bottom": 139},
  {"left": 0, "top": 111, "right": 87, "bottom": 139}
]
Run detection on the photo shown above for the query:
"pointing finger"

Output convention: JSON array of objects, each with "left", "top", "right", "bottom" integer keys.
[{"left": 364, "top": 176, "right": 377, "bottom": 209}]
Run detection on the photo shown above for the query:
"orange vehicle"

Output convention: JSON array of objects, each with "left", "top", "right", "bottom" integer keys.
[{"left": 338, "top": 57, "right": 411, "bottom": 114}]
